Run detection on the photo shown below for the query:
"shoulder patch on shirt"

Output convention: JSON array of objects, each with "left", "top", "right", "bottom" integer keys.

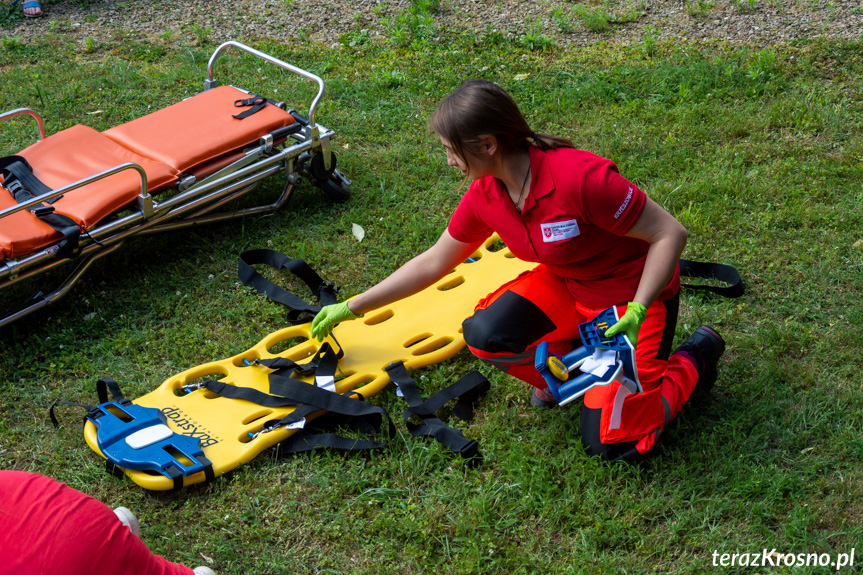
[
  {"left": 614, "top": 186, "right": 635, "bottom": 219},
  {"left": 541, "top": 219, "right": 580, "bottom": 242}
]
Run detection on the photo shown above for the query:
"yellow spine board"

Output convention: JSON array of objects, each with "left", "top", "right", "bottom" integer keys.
[{"left": 84, "top": 236, "right": 535, "bottom": 490}]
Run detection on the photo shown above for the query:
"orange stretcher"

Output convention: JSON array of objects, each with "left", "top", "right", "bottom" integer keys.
[{"left": 0, "top": 41, "right": 350, "bottom": 328}]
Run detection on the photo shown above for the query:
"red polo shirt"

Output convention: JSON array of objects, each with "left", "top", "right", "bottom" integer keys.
[
  {"left": 448, "top": 146, "right": 680, "bottom": 308},
  {"left": 0, "top": 471, "right": 193, "bottom": 575}
]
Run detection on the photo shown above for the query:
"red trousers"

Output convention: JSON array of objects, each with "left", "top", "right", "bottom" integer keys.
[{"left": 462, "top": 265, "right": 699, "bottom": 461}]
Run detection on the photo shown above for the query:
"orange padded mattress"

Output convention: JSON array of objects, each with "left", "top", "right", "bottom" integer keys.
[
  {"left": 1, "top": 86, "right": 295, "bottom": 260},
  {"left": 103, "top": 86, "right": 295, "bottom": 172},
  {"left": 0, "top": 126, "right": 179, "bottom": 259}
]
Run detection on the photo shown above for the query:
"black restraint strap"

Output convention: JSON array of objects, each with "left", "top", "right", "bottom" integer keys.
[
  {"left": 238, "top": 249, "right": 339, "bottom": 323},
  {"left": 232, "top": 95, "right": 279, "bottom": 120},
  {"left": 201, "top": 342, "right": 342, "bottom": 410},
  {"left": 276, "top": 429, "right": 386, "bottom": 454},
  {"left": 252, "top": 339, "right": 344, "bottom": 379},
  {"left": 48, "top": 376, "right": 128, "bottom": 427},
  {"left": 163, "top": 464, "right": 184, "bottom": 491},
  {"left": 263, "top": 343, "right": 389, "bottom": 453},
  {"left": 385, "top": 361, "right": 489, "bottom": 466},
  {"left": 200, "top": 376, "right": 393, "bottom": 452},
  {"left": 270, "top": 392, "right": 393, "bottom": 456},
  {"left": 49, "top": 398, "right": 96, "bottom": 427},
  {"left": 679, "top": 259, "right": 745, "bottom": 298},
  {"left": 105, "top": 460, "right": 126, "bottom": 480},
  {"left": 1, "top": 156, "right": 56, "bottom": 201},
  {"left": 199, "top": 343, "right": 394, "bottom": 454},
  {"left": 198, "top": 455, "right": 216, "bottom": 481},
  {"left": 96, "top": 377, "right": 131, "bottom": 405},
  {"left": 1, "top": 156, "right": 80, "bottom": 257}
]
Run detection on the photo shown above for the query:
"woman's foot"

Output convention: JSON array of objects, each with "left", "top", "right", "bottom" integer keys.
[
  {"left": 530, "top": 386, "right": 558, "bottom": 408},
  {"left": 673, "top": 325, "right": 725, "bottom": 393},
  {"left": 22, "top": 0, "right": 42, "bottom": 17}
]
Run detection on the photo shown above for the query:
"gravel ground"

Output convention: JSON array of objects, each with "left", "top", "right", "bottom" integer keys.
[{"left": 4, "top": 0, "right": 862, "bottom": 49}]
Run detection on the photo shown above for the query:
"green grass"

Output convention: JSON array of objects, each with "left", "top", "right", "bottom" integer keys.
[
  {"left": 573, "top": 4, "right": 612, "bottom": 33},
  {"left": 685, "top": 0, "right": 716, "bottom": 18},
  {"left": 1, "top": 19, "right": 862, "bottom": 575},
  {"left": 0, "top": 2, "right": 21, "bottom": 27}
]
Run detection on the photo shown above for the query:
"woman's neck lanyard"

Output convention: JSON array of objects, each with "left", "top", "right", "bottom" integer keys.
[{"left": 509, "top": 160, "right": 531, "bottom": 213}]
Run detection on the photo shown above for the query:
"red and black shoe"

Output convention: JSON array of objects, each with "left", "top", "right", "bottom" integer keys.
[
  {"left": 674, "top": 325, "right": 726, "bottom": 393},
  {"left": 530, "top": 386, "right": 558, "bottom": 408}
]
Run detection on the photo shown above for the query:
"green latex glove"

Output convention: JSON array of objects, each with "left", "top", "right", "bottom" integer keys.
[
  {"left": 604, "top": 301, "right": 648, "bottom": 348},
  {"left": 310, "top": 302, "right": 362, "bottom": 341}
]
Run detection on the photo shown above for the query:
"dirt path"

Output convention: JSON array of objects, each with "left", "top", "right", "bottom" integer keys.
[{"left": 5, "top": 0, "right": 861, "bottom": 49}]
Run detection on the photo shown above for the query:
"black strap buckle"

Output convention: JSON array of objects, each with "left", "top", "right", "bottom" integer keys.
[
  {"left": 459, "top": 440, "right": 481, "bottom": 461},
  {"left": 234, "top": 96, "right": 266, "bottom": 108},
  {"left": 31, "top": 205, "right": 55, "bottom": 217},
  {"left": 233, "top": 95, "right": 270, "bottom": 120},
  {"left": 4, "top": 179, "right": 23, "bottom": 195}
]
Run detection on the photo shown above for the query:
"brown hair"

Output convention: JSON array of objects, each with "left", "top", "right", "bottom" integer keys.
[{"left": 429, "top": 79, "right": 574, "bottom": 174}]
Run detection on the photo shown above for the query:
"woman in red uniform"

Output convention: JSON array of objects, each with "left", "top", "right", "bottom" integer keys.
[{"left": 312, "top": 79, "right": 725, "bottom": 462}]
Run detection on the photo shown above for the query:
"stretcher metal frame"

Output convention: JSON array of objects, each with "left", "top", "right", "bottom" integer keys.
[{"left": 0, "top": 42, "right": 349, "bottom": 329}]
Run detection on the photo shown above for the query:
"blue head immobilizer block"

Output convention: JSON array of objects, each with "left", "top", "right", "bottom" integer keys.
[
  {"left": 535, "top": 306, "right": 642, "bottom": 406},
  {"left": 89, "top": 401, "right": 211, "bottom": 484}
]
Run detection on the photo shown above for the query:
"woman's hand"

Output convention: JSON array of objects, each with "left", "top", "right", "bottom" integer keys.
[
  {"left": 310, "top": 231, "right": 483, "bottom": 341},
  {"left": 310, "top": 302, "right": 361, "bottom": 341},
  {"left": 604, "top": 301, "right": 647, "bottom": 348}
]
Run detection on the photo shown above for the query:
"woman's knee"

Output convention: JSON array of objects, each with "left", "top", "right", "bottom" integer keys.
[
  {"left": 462, "top": 290, "right": 556, "bottom": 353},
  {"left": 580, "top": 418, "right": 612, "bottom": 460}
]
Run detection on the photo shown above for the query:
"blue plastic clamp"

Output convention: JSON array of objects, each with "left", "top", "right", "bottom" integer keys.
[
  {"left": 534, "top": 306, "right": 642, "bottom": 406},
  {"left": 89, "top": 401, "right": 209, "bottom": 480}
]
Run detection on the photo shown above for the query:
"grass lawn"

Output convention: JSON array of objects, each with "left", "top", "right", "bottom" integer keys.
[{"left": 1, "top": 7, "right": 862, "bottom": 574}]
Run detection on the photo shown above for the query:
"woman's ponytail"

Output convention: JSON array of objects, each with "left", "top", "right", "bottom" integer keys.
[{"left": 530, "top": 131, "right": 573, "bottom": 151}]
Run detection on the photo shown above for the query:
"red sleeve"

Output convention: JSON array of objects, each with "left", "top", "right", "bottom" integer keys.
[
  {"left": 447, "top": 181, "right": 493, "bottom": 243},
  {"left": 580, "top": 160, "right": 646, "bottom": 236}
]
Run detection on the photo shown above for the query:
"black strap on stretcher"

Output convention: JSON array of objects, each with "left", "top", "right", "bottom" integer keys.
[
  {"left": 238, "top": 249, "right": 339, "bottom": 323},
  {"left": 48, "top": 376, "right": 129, "bottom": 428},
  {"left": 236, "top": 249, "right": 491, "bottom": 464},
  {"left": 385, "top": 361, "right": 490, "bottom": 467},
  {"left": 249, "top": 337, "right": 344, "bottom": 378},
  {"left": 679, "top": 259, "right": 745, "bottom": 298},
  {"left": 1, "top": 155, "right": 80, "bottom": 257},
  {"left": 198, "top": 343, "right": 395, "bottom": 454},
  {"left": 204, "top": 379, "right": 394, "bottom": 453},
  {"left": 232, "top": 94, "right": 279, "bottom": 120}
]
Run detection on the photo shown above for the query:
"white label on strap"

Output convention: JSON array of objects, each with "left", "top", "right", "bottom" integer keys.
[
  {"left": 315, "top": 375, "right": 336, "bottom": 393},
  {"left": 125, "top": 424, "right": 173, "bottom": 449},
  {"left": 286, "top": 418, "right": 307, "bottom": 430}
]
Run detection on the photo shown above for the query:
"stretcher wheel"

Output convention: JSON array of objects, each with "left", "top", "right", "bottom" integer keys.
[
  {"left": 317, "top": 169, "right": 351, "bottom": 202},
  {"left": 310, "top": 151, "right": 336, "bottom": 182}
]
